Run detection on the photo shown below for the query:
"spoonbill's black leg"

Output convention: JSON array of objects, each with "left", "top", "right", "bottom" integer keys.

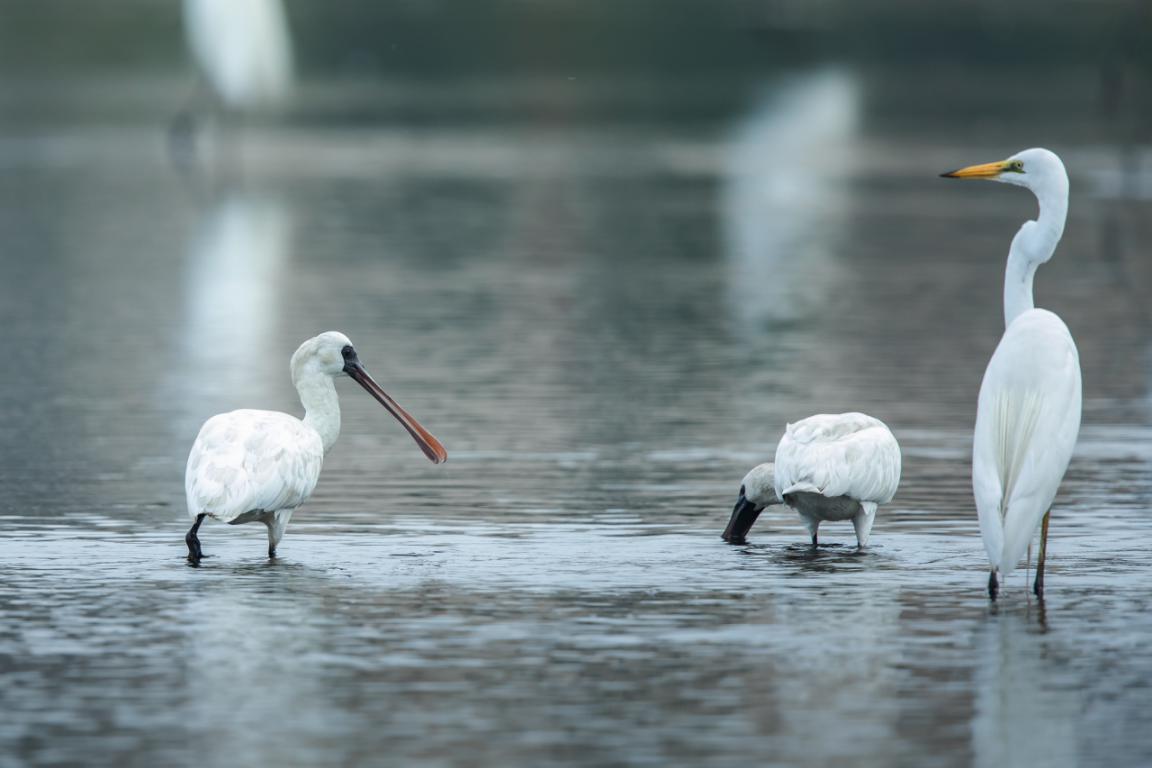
[
  {"left": 811, "top": 533, "right": 818, "bottom": 548},
  {"left": 988, "top": 569, "right": 999, "bottom": 601},
  {"left": 264, "top": 516, "right": 282, "bottom": 560},
  {"left": 186, "top": 513, "right": 207, "bottom": 564},
  {"left": 1033, "top": 510, "right": 1051, "bottom": 597}
]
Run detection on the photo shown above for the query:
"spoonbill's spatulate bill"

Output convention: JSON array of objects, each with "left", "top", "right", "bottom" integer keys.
[
  {"left": 723, "top": 413, "right": 901, "bottom": 547},
  {"left": 942, "top": 148, "right": 1081, "bottom": 600},
  {"left": 184, "top": 332, "right": 446, "bottom": 564}
]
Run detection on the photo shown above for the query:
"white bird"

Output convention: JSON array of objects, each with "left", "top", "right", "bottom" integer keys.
[
  {"left": 184, "top": 332, "right": 447, "bottom": 564},
  {"left": 942, "top": 149, "right": 1081, "bottom": 599},
  {"left": 722, "top": 70, "right": 860, "bottom": 334},
  {"left": 182, "top": 0, "right": 294, "bottom": 112},
  {"left": 723, "top": 413, "right": 901, "bottom": 547},
  {"left": 171, "top": 0, "right": 294, "bottom": 165}
]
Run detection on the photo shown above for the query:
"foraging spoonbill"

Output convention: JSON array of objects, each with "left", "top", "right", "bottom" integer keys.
[
  {"left": 942, "top": 148, "right": 1081, "bottom": 599},
  {"left": 184, "top": 332, "right": 446, "bottom": 564},
  {"left": 723, "top": 412, "right": 901, "bottom": 547}
]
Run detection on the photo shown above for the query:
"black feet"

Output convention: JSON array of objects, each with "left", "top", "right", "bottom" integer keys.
[
  {"left": 186, "top": 513, "right": 207, "bottom": 565},
  {"left": 268, "top": 546, "right": 277, "bottom": 559},
  {"left": 987, "top": 570, "right": 999, "bottom": 601},
  {"left": 810, "top": 534, "right": 818, "bottom": 549},
  {"left": 1033, "top": 571, "right": 1044, "bottom": 598}
]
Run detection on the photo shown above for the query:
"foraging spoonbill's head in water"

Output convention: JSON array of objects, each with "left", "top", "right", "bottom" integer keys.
[
  {"left": 184, "top": 331, "right": 446, "bottom": 564},
  {"left": 723, "top": 413, "right": 901, "bottom": 548},
  {"left": 723, "top": 463, "right": 780, "bottom": 544}
]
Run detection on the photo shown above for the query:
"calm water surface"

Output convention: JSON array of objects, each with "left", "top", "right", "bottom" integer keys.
[{"left": 2, "top": 71, "right": 1152, "bottom": 767}]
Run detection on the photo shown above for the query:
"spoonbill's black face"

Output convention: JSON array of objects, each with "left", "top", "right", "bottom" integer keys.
[
  {"left": 722, "top": 485, "right": 763, "bottom": 544},
  {"left": 340, "top": 344, "right": 448, "bottom": 465},
  {"left": 341, "top": 344, "right": 360, "bottom": 373}
]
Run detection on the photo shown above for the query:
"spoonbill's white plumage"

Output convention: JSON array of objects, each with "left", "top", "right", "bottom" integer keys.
[
  {"left": 182, "top": 0, "right": 294, "bottom": 111},
  {"left": 723, "top": 413, "right": 901, "bottom": 546},
  {"left": 942, "top": 148, "right": 1082, "bottom": 599},
  {"left": 184, "top": 332, "right": 446, "bottom": 564}
]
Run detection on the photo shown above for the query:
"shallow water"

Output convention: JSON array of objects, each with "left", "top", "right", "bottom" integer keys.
[{"left": 2, "top": 70, "right": 1152, "bottom": 767}]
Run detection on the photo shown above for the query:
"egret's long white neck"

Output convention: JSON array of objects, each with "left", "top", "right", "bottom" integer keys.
[
  {"left": 294, "top": 367, "right": 341, "bottom": 452},
  {"left": 1004, "top": 174, "right": 1067, "bottom": 327}
]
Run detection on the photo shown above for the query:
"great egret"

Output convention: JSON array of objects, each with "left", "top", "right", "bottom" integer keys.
[
  {"left": 942, "top": 148, "right": 1082, "bottom": 600},
  {"left": 184, "top": 332, "right": 447, "bottom": 564},
  {"left": 723, "top": 412, "right": 901, "bottom": 547}
]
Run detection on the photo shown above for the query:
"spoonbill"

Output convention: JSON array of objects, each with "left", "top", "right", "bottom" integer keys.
[
  {"left": 942, "top": 148, "right": 1081, "bottom": 600},
  {"left": 723, "top": 413, "right": 901, "bottom": 547},
  {"left": 184, "top": 332, "right": 446, "bottom": 564}
]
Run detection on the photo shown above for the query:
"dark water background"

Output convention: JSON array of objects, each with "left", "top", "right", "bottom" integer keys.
[{"left": 2, "top": 3, "right": 1152, "bottom": 766}]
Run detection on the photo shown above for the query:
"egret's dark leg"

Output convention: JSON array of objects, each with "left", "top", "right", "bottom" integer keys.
[
  {"left": 186, "top": 513, "right": 207, "bottom": 564},
  {"left": 811, "top": 533, "right": 818, "bottom": 548},
  {"left": 1033, "top": 510, "right": 1051, "bottom": 597},
  {"left": 988, "top": 569, "right": 999, "bottom": 601},
  {"left": 268, "top": 545, "right": 277, "bottom": 559}
]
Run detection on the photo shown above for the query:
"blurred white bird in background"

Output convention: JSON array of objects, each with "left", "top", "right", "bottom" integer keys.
[
  {"left": 723, "top": 413, "right": 901, "bottom": 547},
  {"left": 184, "top": 332, "right": 447, "bottom": 565},
  {"left": 722, "top": 69, "right": 861, "bottom": 334},
  {"left": 942, "top": 148, "right": 1081, "bottom": 600},
  {"left": 173, "top": 0, "right": 295, "bottom": 164},
  {"left": 183, "top": 0, "right": 294, "bottom": 111}
]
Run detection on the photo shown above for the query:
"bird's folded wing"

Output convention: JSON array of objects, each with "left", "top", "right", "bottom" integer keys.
[
  {"left": 973, "top": 312, "right": 1081, "bottom": 572},
  {"left": 185, "top": 410, "right": 324, "bottom": 521},
  {"left": 775, "top": 414, "right": 901, "bottom": 503}
]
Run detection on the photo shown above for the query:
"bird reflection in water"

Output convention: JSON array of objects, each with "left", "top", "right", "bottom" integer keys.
[{"left": 721, "top": 69, "right": 861, "bottom": 336}]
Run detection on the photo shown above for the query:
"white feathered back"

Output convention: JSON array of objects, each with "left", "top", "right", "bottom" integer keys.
[
  {"left": 773, "top": 412, "right": 901, "bottom": 504},
  {"left": 185, "top": 409, "right": 324, "bottom": 522}
]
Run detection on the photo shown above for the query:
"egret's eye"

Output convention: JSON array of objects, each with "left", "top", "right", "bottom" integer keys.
[{"left": 1009, "top": 160, "right": 1024, "bottom": 172}]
